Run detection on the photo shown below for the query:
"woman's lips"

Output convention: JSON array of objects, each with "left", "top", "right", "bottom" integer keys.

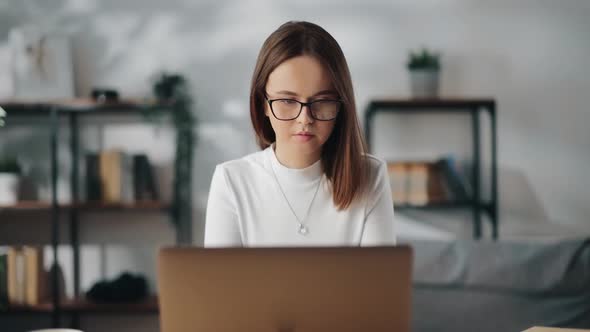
[{"left": 293, "top": 133, "right": 313, "bottom": 142}]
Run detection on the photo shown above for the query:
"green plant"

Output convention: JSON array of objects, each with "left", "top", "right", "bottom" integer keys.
[
  {"left": 151, "top": 72, "right": 196, "bottom": 244},
  {"left": 407, "top": 48, "right": 441, "bottom": 71},
  {"left": 0, "top": 156, "right": 21, "bottom": 174}
]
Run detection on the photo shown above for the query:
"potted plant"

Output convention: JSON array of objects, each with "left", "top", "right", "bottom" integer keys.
[
  {"left": 151, "top": 72, "right": 196, "bottom": 244},
  {"left": 0, "top": 156, "right": 21, "bottom": 205},
  {"left": 407, "top": 48, "right": 441, "bottom": 98}
]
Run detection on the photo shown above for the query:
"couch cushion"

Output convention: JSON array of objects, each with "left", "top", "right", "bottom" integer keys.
[{"left": 402, "top": 238, "right": 590, "bottom": 294}]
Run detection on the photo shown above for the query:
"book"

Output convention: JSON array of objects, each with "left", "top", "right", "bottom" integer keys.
[
  {"left": 388, "top": 160, "right": 454, "bottom": 206},
  {"left": 437, "top": 157, "right": 470, "bottom": 202},
  {"left": 407, "top": 162, "right": 429, "bottom": 206},
  {"left": 426, "top": 162, "right": 451, "bottom": 204},
  {"left": 85, "top": 153, "right": 102, "bottom": 201},
  {"left": 387, "top": 162, "right": 408, "bottom": 205},
  {"left": 7, "top": 246, "right": 25, "bottom": 305},
  {"left": 0, "top": 252, "right": 7, "bottom": 310},
  {"left": 121, "top": 153, "right": 134, "bottom": 204},
  {"left": 133, "top": 154, "right": 159, "bottom": 201},
  {"left": 99, "top": 150, "right": 134, "bottom": 204},
  {"left": 100, "top": 150, "right": 121, "bottom": 203},
  {"left": 23, "top": 246, "right": 47, "bottom": 306}
]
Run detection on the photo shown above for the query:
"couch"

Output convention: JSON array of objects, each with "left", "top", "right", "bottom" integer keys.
[{"left": 403, "top": 237, "right": 590, "bottom": 332}]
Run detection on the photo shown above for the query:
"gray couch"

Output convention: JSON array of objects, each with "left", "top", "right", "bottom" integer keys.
[{"left": 404, "top": 238, "right": 590, "bottom": 332}]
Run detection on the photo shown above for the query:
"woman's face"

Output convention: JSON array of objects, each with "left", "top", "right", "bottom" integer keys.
[{"left": 264, "top": 55, "right": 338, "bottom": 165}]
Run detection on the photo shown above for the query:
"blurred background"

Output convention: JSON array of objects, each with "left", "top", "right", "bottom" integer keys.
[{"left": 0, "top": 0, "right": 589, "bottom": 331}]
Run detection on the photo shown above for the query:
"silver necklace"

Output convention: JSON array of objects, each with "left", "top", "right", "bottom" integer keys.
[{"left": 270, "top": 161, "right": 322, "bottom": 236}]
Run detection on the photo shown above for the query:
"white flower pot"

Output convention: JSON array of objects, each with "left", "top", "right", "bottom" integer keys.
[
  {"left": 0, "top": 173, "right": 19, "bottom": 205},
  {"left": 410, "top": 69, "right": 440, "bottom": 98}
]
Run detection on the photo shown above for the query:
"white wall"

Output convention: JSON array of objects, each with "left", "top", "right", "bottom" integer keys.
[
  {"left": 1, "top": 0, "right": 587, "bottom": 231},
  {"left": 1, "top": 0, "right": 589, "bottom": 330}
]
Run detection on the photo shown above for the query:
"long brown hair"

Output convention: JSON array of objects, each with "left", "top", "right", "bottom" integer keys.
[{"left": 250, "top": 21, "right": 368, "bottom": 210}]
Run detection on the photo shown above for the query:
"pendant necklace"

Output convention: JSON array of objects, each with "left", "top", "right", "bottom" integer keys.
[{"left": 270, "top": 161, "right": 322, "bottom": 236}]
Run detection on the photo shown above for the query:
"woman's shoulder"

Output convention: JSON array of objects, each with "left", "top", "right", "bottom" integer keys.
[
  {"left": 363, "top": 153, "right": 389, "bottom": 192},
  {"left": 364, "top": 153, "right": 387, "bottom": 175},
  {"left": 215, "top": 148, "right": 270, "bottom": 177}
]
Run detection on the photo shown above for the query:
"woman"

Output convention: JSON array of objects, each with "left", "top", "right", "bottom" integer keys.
[{"left": 205, "top": 21, "right": 395, "bottom": 247}]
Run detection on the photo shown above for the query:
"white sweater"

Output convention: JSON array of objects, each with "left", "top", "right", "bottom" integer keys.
[{"left": 204, "top": 145, "right": 396, "bottom": 247}]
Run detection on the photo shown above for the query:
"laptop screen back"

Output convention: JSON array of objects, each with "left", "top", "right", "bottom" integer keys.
[{"left": 158, "top": 246, "right": 412, "bottom": 332}]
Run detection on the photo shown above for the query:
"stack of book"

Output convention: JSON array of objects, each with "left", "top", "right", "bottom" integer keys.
[
  {"left": 387, "top": 156, "right": 471, "bottom": 206},
  {"left": 0, "top": 246, "right": 49, "bottom": 309},
  {"left": 85, "top": 150, "right": 159, "bottom": 204}
]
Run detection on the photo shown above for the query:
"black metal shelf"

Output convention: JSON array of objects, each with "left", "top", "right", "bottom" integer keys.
[
  {"left": 364, "top": 97, "right": 498, "bottom": 240},
  {"left": 0, "top": 99, "right": 180, "bottom": 327}
]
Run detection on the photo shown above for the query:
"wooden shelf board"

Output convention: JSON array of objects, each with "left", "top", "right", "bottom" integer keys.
[
  {"left": 0, "top": 98, "right": 174, "bottom": 115},
  {"left": 394, "top": 201, "right": 490, "bottom": 210},
  {"left": 0, "top": 201, "right": 170, "bottom": 212},
  {"left": 1, "top": 296, "right": 159, "bottom": 314}
]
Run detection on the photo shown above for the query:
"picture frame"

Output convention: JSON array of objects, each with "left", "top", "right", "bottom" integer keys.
[{"left": 9, "top": 25, "right": 74, "bottom": 100}]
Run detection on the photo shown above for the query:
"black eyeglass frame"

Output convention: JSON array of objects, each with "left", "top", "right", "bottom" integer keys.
[{"left": 264, "top": 96, "right": 342, "bottom": 121}]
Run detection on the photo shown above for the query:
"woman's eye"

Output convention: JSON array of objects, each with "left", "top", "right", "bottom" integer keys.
[{"left": 279, "top": 99, "right": 297, "bottom": 105}]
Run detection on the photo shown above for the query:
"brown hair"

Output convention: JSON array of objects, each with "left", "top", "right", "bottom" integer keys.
[{"left": 250, "top": 21, "right": 369, "bottom": 210}]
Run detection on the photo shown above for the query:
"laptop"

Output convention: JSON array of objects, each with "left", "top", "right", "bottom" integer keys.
[{"left": 158, "top": 246, "right": 413, "bottom": 332}]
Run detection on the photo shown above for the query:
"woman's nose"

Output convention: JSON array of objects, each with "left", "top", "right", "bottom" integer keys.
[{"left": 296, "top": 105, "right": 314, "bottom": 124}]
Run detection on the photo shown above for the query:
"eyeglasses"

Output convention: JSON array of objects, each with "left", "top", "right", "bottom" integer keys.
[{"left": 265, "top": 96, "right": 342, "bottom": 121}]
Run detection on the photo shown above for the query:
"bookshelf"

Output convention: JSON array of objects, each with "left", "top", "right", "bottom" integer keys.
[
  {"left": 364, "top": 98, "right": 498, "bottom": 239},
  {"left": 0, "top": 99, "right": 182, "bottom": 327}
]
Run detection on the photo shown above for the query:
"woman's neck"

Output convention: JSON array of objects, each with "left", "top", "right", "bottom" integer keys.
[{"left": 274, "top": 144, "right": 321, "bottom": 169}]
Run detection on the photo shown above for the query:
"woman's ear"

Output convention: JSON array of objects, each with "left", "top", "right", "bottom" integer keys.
[{"left": 264, "top": 103, "right": 270, "bottom": 117}]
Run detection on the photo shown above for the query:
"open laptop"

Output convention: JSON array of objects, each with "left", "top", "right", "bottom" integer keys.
[{"left": 158, "top": 246, "right": 413, "bottom": 332}]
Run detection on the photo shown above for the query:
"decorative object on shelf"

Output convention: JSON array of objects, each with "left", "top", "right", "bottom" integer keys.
[
  {"left": 91, "top": 88, "right": 119, "bottom": 103},
  {"left": 406, "top": 48, "right": 441, "bottom": 98},
  {"left": 152, "top": 72, "right": 196, "bottom": 244},
  {"left": 86, "top": 272, "right": 148, "bottom": 303},
  {"left": 0, "top": 156, "right": 21, "bottom": 205},
  {"left": 9, "top": 25, "right": 74, "bottom": 100}
]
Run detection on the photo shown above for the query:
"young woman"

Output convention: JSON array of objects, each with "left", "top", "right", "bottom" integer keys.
[{"left": 204, "top": 21, "right": 395, "bottom": 247}]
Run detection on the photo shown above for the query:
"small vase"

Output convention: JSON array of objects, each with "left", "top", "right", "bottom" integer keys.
[
  {"left": 409, "top": 69, "right": 440, "bottom": 98},
  {"left": 0, "top": 173, "right": 19, "bottom": 205}
]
